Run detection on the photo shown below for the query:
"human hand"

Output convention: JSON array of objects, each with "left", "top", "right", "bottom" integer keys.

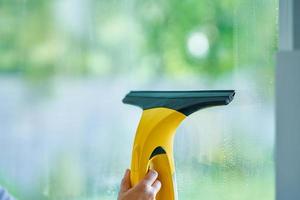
[{"left": 118, "top": 169, "right": 161, "bottom": 200}]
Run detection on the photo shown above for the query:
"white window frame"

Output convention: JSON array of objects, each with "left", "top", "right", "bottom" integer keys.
[{"left": 276, "top": 0, "right": 300, "bottom": 199}]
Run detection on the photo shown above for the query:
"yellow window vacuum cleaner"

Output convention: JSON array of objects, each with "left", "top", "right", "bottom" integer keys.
[{"left": 123, "top": 90, "right": 235, "bottom": 199}]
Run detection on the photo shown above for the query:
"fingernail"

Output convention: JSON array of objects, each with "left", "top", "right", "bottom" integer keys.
[
  {"left": 124, "top": 169, "right": 130, "bottom": 176},
  {"left": 149, "top": 169, "right": 158, "bottom": 176}
]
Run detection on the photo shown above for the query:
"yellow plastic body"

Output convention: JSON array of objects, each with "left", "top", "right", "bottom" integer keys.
[{"left": 130, "top": 107, "right": 186, "bottom": 200}]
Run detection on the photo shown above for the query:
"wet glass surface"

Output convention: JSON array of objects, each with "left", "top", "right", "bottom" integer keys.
[{"left": 0, "top": 0, "right": 277, "bottom": 199}]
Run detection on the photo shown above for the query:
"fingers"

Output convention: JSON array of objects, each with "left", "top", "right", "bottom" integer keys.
[
  {"left": 120, "top": 169, "right": 131, "bottom": 192},
  {"left": 141, "top": 169, "right": 158, "bottom": 185},
  {"left": 151, "top": 179, "right": 162, "bottom": 195},
  {"left": 135, "top": 170, "right": 161, "bottom": 199}
]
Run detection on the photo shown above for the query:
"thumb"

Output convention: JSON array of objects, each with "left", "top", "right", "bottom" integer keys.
[{"left": 120, "top": 169, "right": 131, "bottom": 192}]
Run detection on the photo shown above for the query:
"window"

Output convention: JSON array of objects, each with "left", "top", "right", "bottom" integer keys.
[{"left": 0, "top": 0, "right": 277, "bottom": 199}]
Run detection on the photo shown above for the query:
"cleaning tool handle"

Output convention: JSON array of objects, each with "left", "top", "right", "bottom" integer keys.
[{"left": 129, "top": 108, "right": 186, "bottom": 200}]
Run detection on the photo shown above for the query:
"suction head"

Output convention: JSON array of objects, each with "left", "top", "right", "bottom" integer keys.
[{"left": 122, "top": 90, "right": 235, "bottom": 116}]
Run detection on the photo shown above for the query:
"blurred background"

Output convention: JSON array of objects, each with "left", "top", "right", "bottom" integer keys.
[{"left": 0, "top": 0, "right": 277, "bottom": 199}]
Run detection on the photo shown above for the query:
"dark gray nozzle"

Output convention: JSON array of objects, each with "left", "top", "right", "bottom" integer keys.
[{"left": 122, "top": 90, "right": 235, "bottom": 116}]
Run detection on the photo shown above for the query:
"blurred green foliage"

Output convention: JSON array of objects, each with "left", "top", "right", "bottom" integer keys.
[{"left": 0, "top": 0, "right": 277, "bottom": 79}]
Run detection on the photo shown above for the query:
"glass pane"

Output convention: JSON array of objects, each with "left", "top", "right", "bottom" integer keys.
[{"left": 0, "top": 0, "right": 277, "bottom": 199}]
